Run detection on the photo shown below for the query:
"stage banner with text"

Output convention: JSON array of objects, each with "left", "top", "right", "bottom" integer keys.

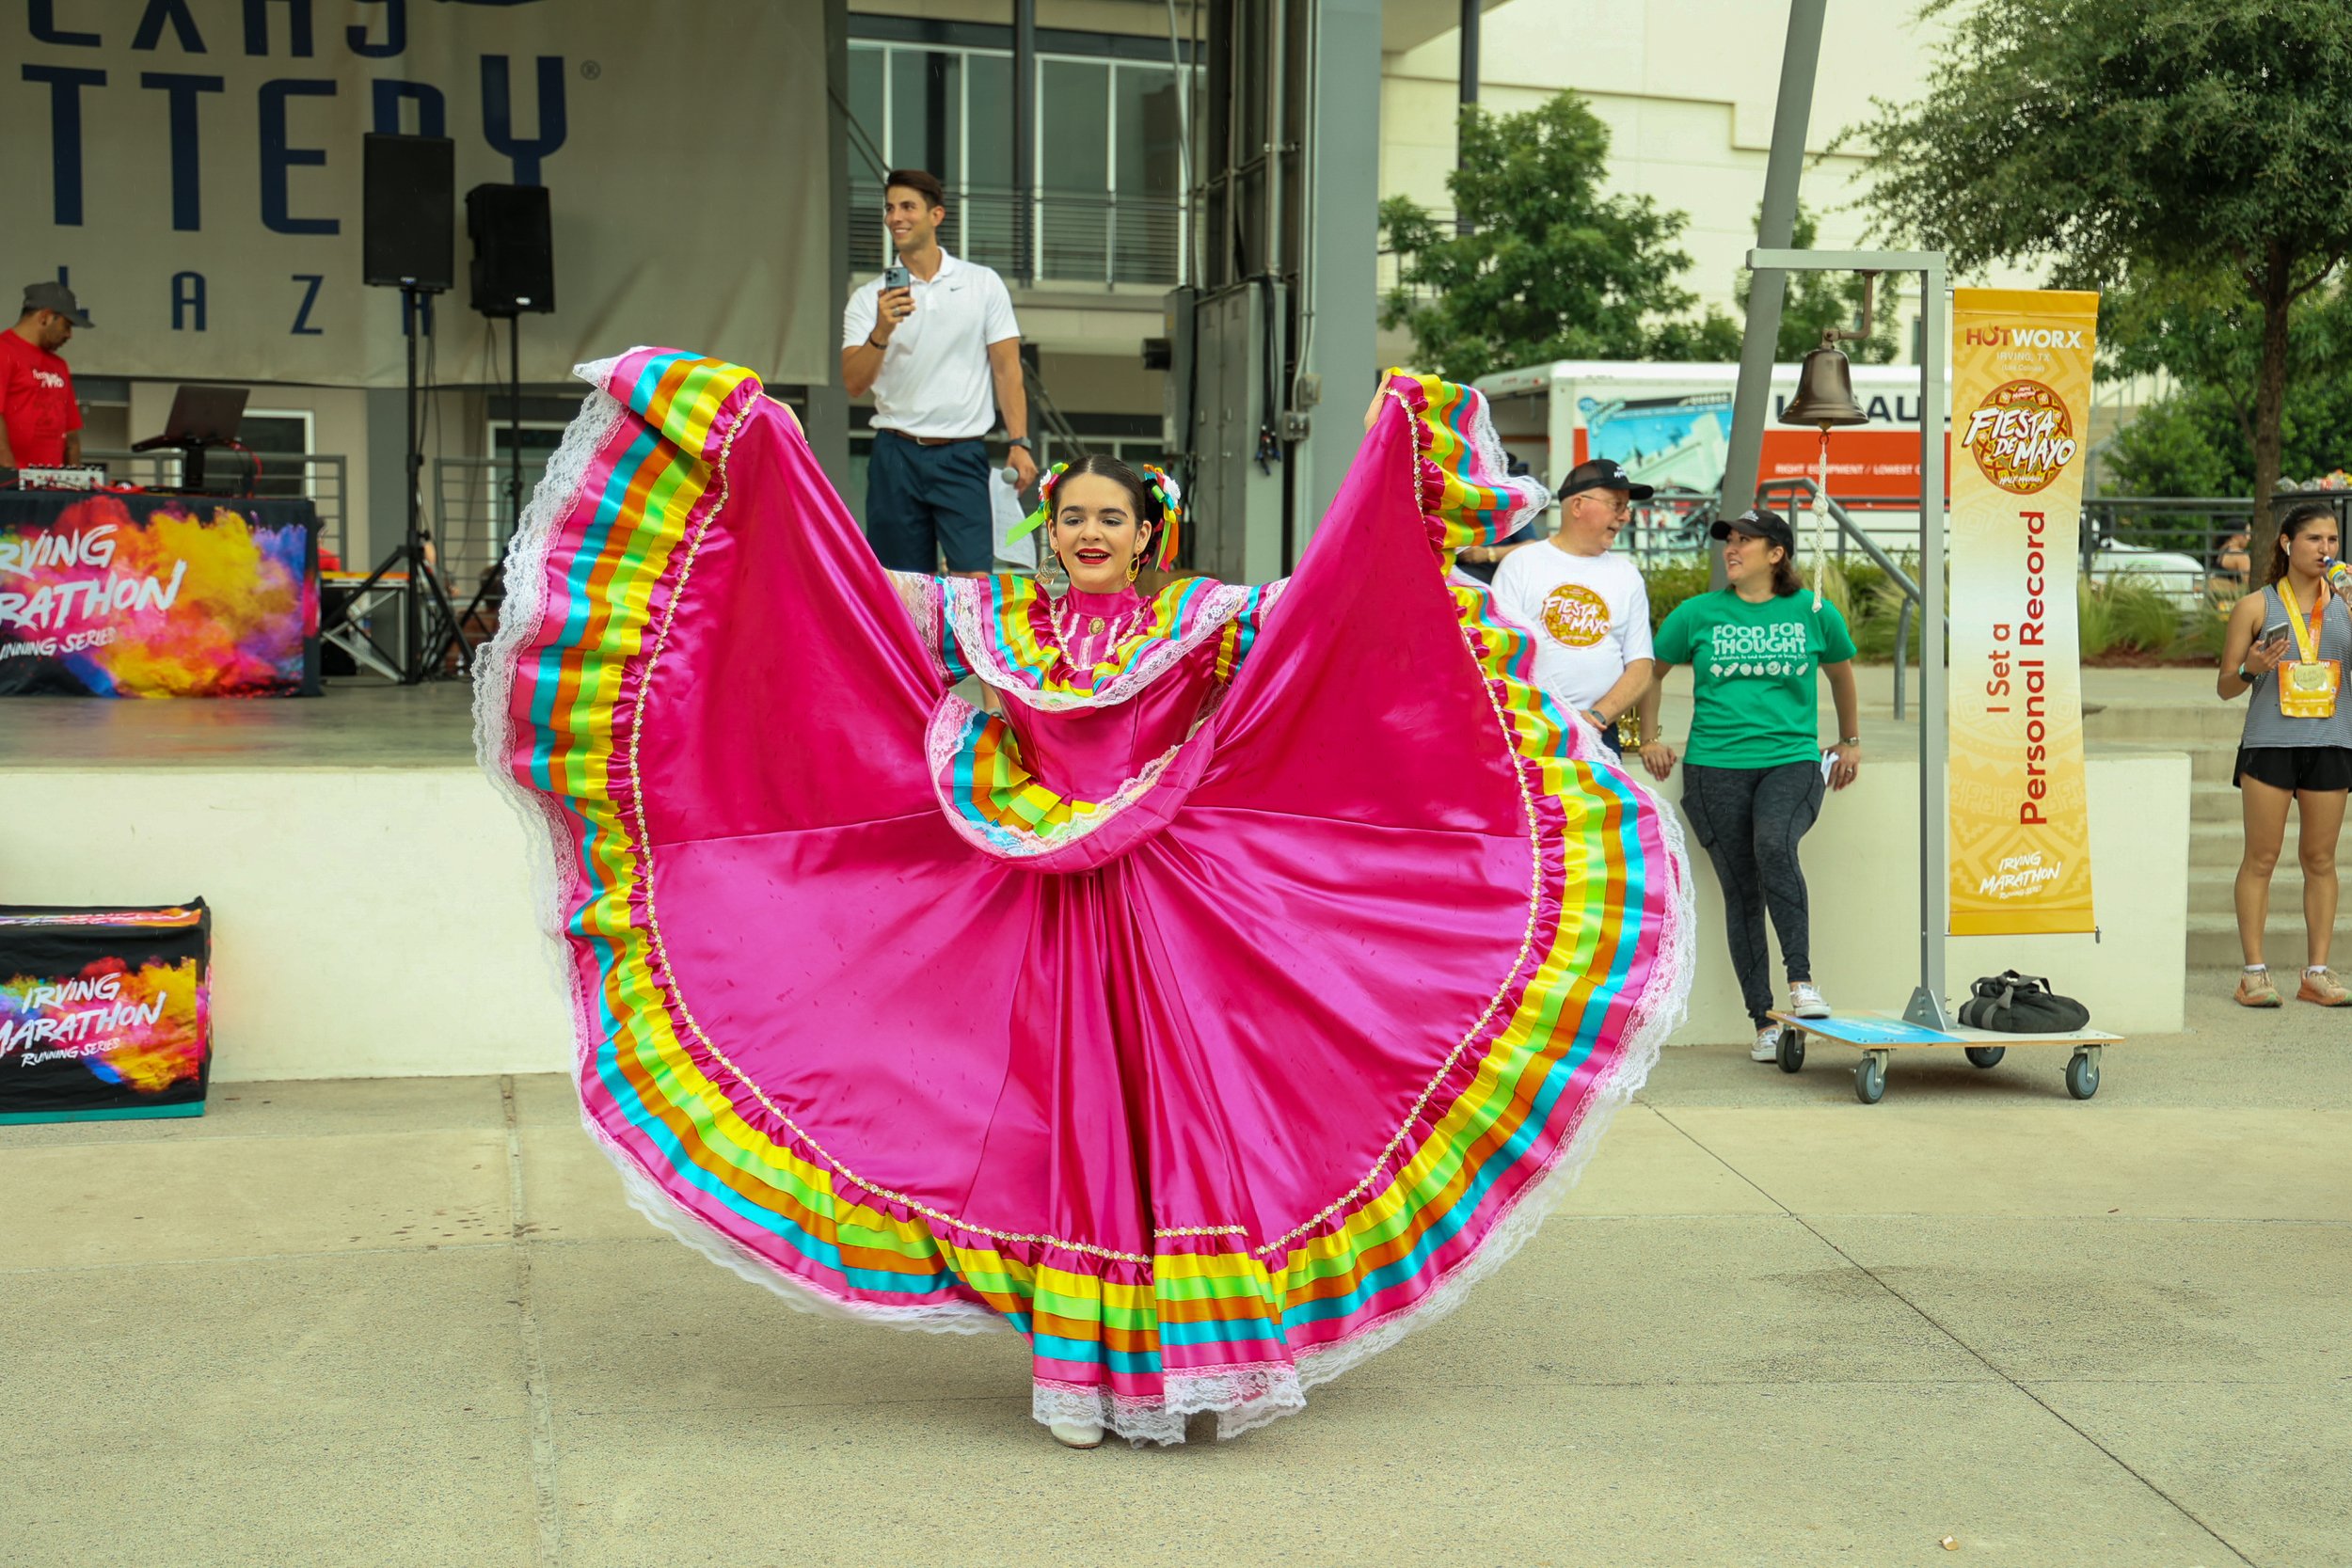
[
  {"left": 0, "top": 902, "right": 211, "bottom": 1125},
  {"left": 0, "top": 0, "right": 830, "bottom": 388},
  {"left": 0, "top": 493, "right": 320, "bottom": 697},
  {"left": 1949, "top": 289, "right": 2099, "bottom": 936}
]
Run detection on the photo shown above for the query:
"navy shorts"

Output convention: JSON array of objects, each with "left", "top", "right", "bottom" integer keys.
[{"left": 865, "top": 429, "right": 993, "bottom": 574}]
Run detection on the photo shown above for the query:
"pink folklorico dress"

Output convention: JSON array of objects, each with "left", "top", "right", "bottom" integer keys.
[{"left": 477, "top": 348, "right": 1692, "bottom": 1443}]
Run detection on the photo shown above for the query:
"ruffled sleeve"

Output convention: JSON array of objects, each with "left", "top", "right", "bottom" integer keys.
[
  {"left": 1208, "top": 579, "right": 1286, "bottom": 683},
  {"left": 887, "top": 570, "right": 971, "bottom": 686},
  {"left": 1381, "top": 371, "right": 1553, "bottom": 555}
]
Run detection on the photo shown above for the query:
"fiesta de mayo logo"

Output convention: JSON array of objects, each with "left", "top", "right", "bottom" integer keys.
[
  {"left": 1963, "top": 378, "right": 2077, "bottom": 495},
  {"left": 1540, "top": 584, "right": 1611, "bottom": 648}
]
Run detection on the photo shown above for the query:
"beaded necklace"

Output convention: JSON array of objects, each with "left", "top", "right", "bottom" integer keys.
[{"left": 1041, "top": 590, "right": 1141, "bottom": 673}]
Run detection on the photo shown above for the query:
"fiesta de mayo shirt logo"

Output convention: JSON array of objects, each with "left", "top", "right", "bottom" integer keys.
[
  {"left": 1540, "top": 584, "right": 1611, "bottom": 647},
  {"left": 1963, "top": 378, "right": 2078, "bottom": 495}
]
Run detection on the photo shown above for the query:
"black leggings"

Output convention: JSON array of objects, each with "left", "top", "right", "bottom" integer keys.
[{"left": 1682, "top": 760, "right": 1826, "bottom": 1027}]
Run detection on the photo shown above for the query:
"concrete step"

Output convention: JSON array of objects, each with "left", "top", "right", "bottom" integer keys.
[
  {"left": 2188, "top": 916, "right": 2244, "bottom": 969},
  {"left": 2187, "top": 893, "right": 2349, "bottom": 965},
  {"left": 2192, "top": 781, "right": 2246, "bottom": 824},
  {"left": 2188, "top": 820, "right": 2329, "bottom": 869},
  {"left": 2083, "top": 702, "right": 2246, "bottom": 744},
  {"left": 2184, "top": 743, "right": 2244, "bottom": 784}
]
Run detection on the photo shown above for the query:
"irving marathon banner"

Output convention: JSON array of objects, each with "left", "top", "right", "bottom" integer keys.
[
  {"left": 1948, "top": 289, "right": 2099, "bottom": 936},
  {"left": 0, "top": 902, "right": 212, "bottom": 1124},
  {"left": 0, "top": 492, "right": 319, "bottom": 697}
]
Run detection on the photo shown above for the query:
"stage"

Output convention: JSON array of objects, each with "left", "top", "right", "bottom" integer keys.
[
  {"left": 0, "top": 669, "right": 2194, "bottom": 1084},
  {"left": 0, "top": 684, "right": 573, "bottom": 1083}
]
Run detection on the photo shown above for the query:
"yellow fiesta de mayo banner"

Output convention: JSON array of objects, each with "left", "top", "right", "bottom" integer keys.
[{"left": 1948, "top": 289, "right": 2099, "bottom": 936}]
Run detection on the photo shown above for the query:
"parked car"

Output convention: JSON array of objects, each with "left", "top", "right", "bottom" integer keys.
[{"left": 2085, "top": 537, "right": 2213, "bottom": 610}]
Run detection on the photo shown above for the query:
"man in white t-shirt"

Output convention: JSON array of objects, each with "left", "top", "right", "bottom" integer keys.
[
  {"left": 841, "top": 168, "right": 1035, "bottom": 576},
  {"left": 1491, "top": 457, "right": 1657, "bottom": 755}
]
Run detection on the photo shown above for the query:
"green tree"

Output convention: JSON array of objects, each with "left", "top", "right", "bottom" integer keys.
[
  {"left": 1379, "top": 93, "right": 1740, "bottom": 381},
  {"left": 1733, "top": 206, "right": 1904, "bottom": 364},
  {"left": 1837, "top": 0, "right": 2352, "bottom": 560},
  {"left": 2101, "top": 271, "right": 2352, "bottom": 495}
]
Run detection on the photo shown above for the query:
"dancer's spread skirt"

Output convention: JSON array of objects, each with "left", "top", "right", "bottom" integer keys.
[{"left": 477, "top": 349, "right": 1692, "bottom": 1443}]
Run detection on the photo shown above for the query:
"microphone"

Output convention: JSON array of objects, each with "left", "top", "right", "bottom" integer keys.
[{"left": 1000, "top": 466, "right": 1022, "bottom": 486}]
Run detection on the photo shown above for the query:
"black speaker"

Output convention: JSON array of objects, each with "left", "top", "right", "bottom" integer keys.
[
  {"left": 467, "top": 183, "right": 555, "bottom": 316},
  {"left": 363, "top": 134, "right": 454, "bottom": 290}
]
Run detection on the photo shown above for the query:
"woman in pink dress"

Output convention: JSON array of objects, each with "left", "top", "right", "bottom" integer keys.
[{"left": 476, "top": 348, "right": 1692, "bottom": 1447}]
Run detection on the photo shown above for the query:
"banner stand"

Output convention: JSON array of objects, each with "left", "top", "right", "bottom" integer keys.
[{"left": 1745, "top": 246, "right": 1954, "bottom": 1030}]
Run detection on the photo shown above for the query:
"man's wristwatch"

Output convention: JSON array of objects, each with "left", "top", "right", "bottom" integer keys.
[
  {"left": 1838, "top": 736, "right": 1862, "bottom": 747},
  {"left": 1006, "top": 436, "right": 1033, "bottom": 451}
]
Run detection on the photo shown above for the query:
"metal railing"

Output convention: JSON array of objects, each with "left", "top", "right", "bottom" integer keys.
[
  {"left": 433, "top": 454, "right": 547, "bottom": 610},
  {"left": 849, "top": 184, "right": 1187, "bottom": 287},
  {"left": 80, "top": 449, "right": 349, "bottom": 565},
  {"left": 1757, "top": 478, "right": 1924, "bottom": 721}
]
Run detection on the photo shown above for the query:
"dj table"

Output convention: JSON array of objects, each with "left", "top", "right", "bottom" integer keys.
[{"left": 0, "top": 490, "right": 321, "bottom": 697}]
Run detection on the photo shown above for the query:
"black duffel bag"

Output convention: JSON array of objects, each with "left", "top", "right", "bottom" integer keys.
[{"left": 1960, "top": 970, "right": 2090, "bottom": 1033}]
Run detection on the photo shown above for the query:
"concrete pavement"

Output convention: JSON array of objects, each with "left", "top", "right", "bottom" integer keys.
[{"left": 4, "top": 980, "right": 2345, "bottom": 1567}]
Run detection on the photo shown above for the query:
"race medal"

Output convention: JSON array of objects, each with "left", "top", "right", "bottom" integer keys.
[
  {"left": 2278, "top": 586, "right": 2339, "bottom": 719},
  {"left": 2280, "top": 658, "right": 2341, "bottom": 719}
]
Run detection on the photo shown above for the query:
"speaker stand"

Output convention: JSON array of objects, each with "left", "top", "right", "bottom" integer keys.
[
  {"left": 431, "top": 312, "right": 522, "bottom": 673},
  {"left": 345, "top": 285, "right": 469, "bottom": 684}
]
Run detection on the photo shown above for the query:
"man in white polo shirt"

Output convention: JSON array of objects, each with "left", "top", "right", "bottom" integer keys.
[
  {"left": 842, "top": 168, "right": 1036, "bottom": 576},
  {"left": 1491, "top": 457, "right": 1657, "bottom": 757}
]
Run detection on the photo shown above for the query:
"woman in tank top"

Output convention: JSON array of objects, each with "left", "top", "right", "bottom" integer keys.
[{"left": 2217, "top": 501, "right": 2352, "bottom": 1006}]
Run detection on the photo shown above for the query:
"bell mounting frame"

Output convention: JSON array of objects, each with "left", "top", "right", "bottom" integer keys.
[{"left": 1746, "top": 245, "right": 1954, "bottom": 1031}]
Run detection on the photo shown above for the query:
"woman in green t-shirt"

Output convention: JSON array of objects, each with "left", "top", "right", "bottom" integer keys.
[{"left": 1634, "top": 509, "right": 1863, "bottom": 1063}]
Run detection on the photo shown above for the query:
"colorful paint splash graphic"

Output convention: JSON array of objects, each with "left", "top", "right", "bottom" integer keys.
[
  {"left": 0, "top": 956, "right": 208, "bottom": 1094},
  {"left": 0, "top": 496, "right": 316, "bottom": 696}
]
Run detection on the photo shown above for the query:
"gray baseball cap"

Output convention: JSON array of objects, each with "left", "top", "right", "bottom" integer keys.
[{"left": 23, "top": 280, "right": 92, "bottom": 327}]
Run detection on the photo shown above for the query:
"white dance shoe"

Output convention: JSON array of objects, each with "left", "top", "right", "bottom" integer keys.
[{"left": 1049, "top": 1418, "right": 1104, "bottom": 1449}]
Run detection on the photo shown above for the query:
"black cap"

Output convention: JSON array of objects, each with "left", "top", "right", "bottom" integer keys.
[
  {"left": 1560, "top": 457, "right": 1654, "bottom": 501},
  {"left": 1710, "top": 507, "right": 1795, "bottom": 552},
  {"left": 22, "top": 280, "right": 91, "bottom": 327}
]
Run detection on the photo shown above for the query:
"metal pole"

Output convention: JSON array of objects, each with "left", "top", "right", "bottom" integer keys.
[
  {"left": 1718, "top": 0, "right": 1827, "bottom": 582},
  {"left": 404, "top": 286, "right": 424, "bottom": 684},
  {"left": 1012, "top": 0, "right": 1036, "bottom": 285},
  {"left": 505, "top": 316, "right": 522, "bottom": 554},
  {"left": 1459, "top": 0, "right": 1479, "bottom": 108},
  {"left": 1456, "top": 0, "right": 1479, "bottom": 234},
  {"left": 1906, "top": 258, "right": 1953, "bottom": 1029}
]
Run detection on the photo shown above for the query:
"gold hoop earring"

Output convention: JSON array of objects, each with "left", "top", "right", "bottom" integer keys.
[{"left": 1127, "top": 550, "right": 1145, "bottom": 583}]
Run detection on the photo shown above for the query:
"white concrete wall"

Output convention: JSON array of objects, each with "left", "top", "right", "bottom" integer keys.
[
  {"left": 1669, "top": 755, "right": 2191, "bottom": 1044},
  {"left": 2, "top": 752, "right": 2186, "bottom": 1082},
  {"left": 3, "top": 770, "right": 574, "bottom": 1083}
]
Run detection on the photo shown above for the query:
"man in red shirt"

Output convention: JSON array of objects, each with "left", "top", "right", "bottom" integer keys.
[{"left": 0, "top": 281, "right": 91, "bottom": 470}]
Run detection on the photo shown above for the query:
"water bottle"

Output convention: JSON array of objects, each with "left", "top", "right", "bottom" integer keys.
[{"left": 2326, "top": 555, "right": 2352, "bottom": 594}]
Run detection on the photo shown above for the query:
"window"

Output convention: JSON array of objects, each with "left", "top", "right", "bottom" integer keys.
[
  {"left": 847, "top": 40, "right": 1193, "bottom": 287},
  {"left": 240, "top": 410, "right": 312, "bottom": 501}
]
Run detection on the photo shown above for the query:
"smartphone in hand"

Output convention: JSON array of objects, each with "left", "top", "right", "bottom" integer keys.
[{"left": 882, "top": 263, "right": 912, "bottom": 292}]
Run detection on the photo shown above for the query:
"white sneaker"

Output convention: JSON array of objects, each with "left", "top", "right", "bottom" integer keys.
[
  {"left": 1789, "top": 982, "right": 1831, "bottom": 1019},
  {"left": 1049, "top": 1418, "right": 1104, "bottom": 1449},
  {"left": 1750, "top": 1027, "right": 1781, "bottom": 1063}
]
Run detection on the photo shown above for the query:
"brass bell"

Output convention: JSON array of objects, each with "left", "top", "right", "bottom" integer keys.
[{"left": 1780, "top": 327, "right": 1869, "bottom": 428}]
